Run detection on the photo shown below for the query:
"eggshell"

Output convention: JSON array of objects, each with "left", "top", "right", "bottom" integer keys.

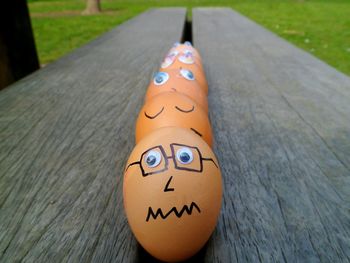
[
  {"left": 161, "top": 51, "right": 208, "bottom": 95},
  {"left": 169, "top": 42, "right": 202, "bottom": 63},
  {"left": 123, "top": 127, "right": 222, "bottom": 262},
  {"left": 164, "top": 47, "right": 203, "bottom": 71},
  {"left": 145, "top": 69, "right": 208, "bottom": 113},
  {"left": 136, "top": 92, "right": 212, "bottom": 146}
]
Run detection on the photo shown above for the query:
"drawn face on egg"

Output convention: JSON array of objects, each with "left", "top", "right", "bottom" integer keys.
[
  {"left": 170, "top": 42, "right": 202, "bottom": 63},
  {"left": 145, "top": 69, "right": 208, "bottom": 113},
  {"left": 161, "top": 50, "right": 208, "bottom": 95},
  {"left": 136, "top": 92, "right": 213, "bottom": 146},
  {"left": 123, "top": 127, "right": 222, "bottom": 262},
  {"left": 161, "top": 50, "right": 179, "bottom": 68}
]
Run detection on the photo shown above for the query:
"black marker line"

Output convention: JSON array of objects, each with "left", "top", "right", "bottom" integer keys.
[
  {"left": 190, "top": 127, "right": 202, "bottom": 137},
  {"left": 164, "top": 176, "right": 175, "bottom": 192},
  {"left": 144, "top": 107, "right": 164, "bottom": 119},
  {"left": 175, "top": 105, "right": 194, "bottom": 113},
  {"left": 125, "top": 161, "right": 140, "bottom": 172},
  {"left": 171, "top": 143, "right": 203, "bottom": 172},
  {"left": 134, "top": 144, "right": 217, "bottom": 176},
  {"left": 146, "top": 202, "right": 200, "bottom": 222},
  {"left": 202, "top": 157, "right": 218, "bottom": 168}
]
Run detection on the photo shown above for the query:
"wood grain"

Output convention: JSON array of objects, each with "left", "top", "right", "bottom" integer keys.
[
  {"left": 0, "top": 8, "right": 186, "bottom": 263},
  {"left": 192, "top": 8, "right": 350, "bottom": 263}
]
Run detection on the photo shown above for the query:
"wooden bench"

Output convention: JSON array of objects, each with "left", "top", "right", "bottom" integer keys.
[{"left": 1, "top": 7, "right": 349, "bottom": 262}]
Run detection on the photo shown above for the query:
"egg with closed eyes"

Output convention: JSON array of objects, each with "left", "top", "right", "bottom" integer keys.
[{"left": 136, "top": 92, "right": 212, "bottom": 146}]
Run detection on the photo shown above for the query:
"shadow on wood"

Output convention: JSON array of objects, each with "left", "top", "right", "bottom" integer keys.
[{"left": 136, "top": 241, "right": 208, "bottom": 262}]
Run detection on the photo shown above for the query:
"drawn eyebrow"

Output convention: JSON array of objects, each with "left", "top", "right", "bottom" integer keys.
[
  {"left": 125, "top": 161, "right": 140, "bottom": 172},
  {"left": 144, "top": 107, "right": 164, "bottom": 119},
  {"left": 175, "top": 105, "right": 194, "bottom": 113},
  {"left": 190, "top": 128, "right": 202, "bottom": 137},
  {"left": 202, "top": 157, "right": 218, "bottom": 168}
]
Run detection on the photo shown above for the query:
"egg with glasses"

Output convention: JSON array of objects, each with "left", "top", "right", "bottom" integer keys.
[{"left": 123, "top": 127, "right": 222, "bottom": 262}]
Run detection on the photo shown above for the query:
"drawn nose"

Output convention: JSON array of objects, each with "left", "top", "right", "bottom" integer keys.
[{"left": 163, "top": 176, "right": 175, "bottom": 192}]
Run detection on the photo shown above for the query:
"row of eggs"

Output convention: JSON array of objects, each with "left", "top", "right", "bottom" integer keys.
[
  {"left": 123, "top": 42, "right": 223, "bottom": 262},
  {"left": 136, "top": 42, "right": 212, "bottom": 146}
]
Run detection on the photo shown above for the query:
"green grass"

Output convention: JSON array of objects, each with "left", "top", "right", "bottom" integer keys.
[
  {"left": 28, "top": 0, "right": 350, "bottom": 75},
  {"left": 29, "top": 1, "right": 146, "bottom": 64},
  {"left": 233, "top": 1, "right": 350, "bottom": 76}
]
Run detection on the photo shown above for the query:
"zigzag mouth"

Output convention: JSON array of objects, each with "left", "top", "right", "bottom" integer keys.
[{"left": 146, "top": 202, "right": 201, "bottom": 222}]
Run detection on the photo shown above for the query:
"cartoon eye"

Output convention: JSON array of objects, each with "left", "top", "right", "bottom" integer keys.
[
  {"left": 153, "top": 72, "right": 169, "bottom": 85},
  {"left": 170, "top": 50, "right": 180, "bottom": 58},
  {"left": 183, "top": 50, "right": 193, "bottom": 56},
  {"left": 180, "top": 69, "right": 195, "bottom": 81},
  {"left": 184, "top": 41, "right": 192, "bottom": 46},
  {"left": 145, "top": 150, "right": 162, "bottom": 168},
  {"left": 176, "top": 147, "right": 194, "bottom": 164},
  {"left": 173, "top": 42, "right": 180, "bottom": 47}
]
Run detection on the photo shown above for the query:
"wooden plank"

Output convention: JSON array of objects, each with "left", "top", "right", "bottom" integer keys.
[
  {"left": 193, "top": 8, "right": 350, "bottom": 263},
  {"left": 0, "top": 8, "right": 186, "bottom": 262}
]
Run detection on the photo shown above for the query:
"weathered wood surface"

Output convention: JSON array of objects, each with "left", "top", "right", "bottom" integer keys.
[
  {"left": 193, "top": 8, "right": 350, "bottom": 263},
  {"left": 1, "top": 6, "right": 350, "bottom": 263},
  {"left": 0, "top": 8, "right": 186, "bottom": 262}
]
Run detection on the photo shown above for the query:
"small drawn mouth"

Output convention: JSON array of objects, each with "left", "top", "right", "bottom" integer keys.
[{"left": 146, "top": 202, "right": 201, "bottom": 222}]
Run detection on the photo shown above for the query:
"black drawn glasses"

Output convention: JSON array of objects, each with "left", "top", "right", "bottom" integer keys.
[{"left": 126, "top": 143, "right": 218, "bottom": 177}]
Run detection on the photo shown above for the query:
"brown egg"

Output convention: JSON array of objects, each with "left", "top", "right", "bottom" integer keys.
[
  {"left": 145, "top": 69, "right": 208, "bottom": 113},
  {"left": 169, "top": 42, "right": 202, "bottom": 63},
  {"left": 136, "top": 92, "right": 212, "bottom": 146},
  {"left": 163, "top": 47, "right": 203, "bottom": 71},
  {"left": 123, "top": 127, "right": 222, "bottom": 262},
  {"left": 161, "top": 50, "right": 208, "bottom": 95}
]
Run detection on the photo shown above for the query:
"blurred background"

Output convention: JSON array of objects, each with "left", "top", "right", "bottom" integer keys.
[
  {"left": 28, "top": 0, "right": 350, "bottom": 73},
  {"left": 1, "top": 0, "right": 350, "bottom": 89}
]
